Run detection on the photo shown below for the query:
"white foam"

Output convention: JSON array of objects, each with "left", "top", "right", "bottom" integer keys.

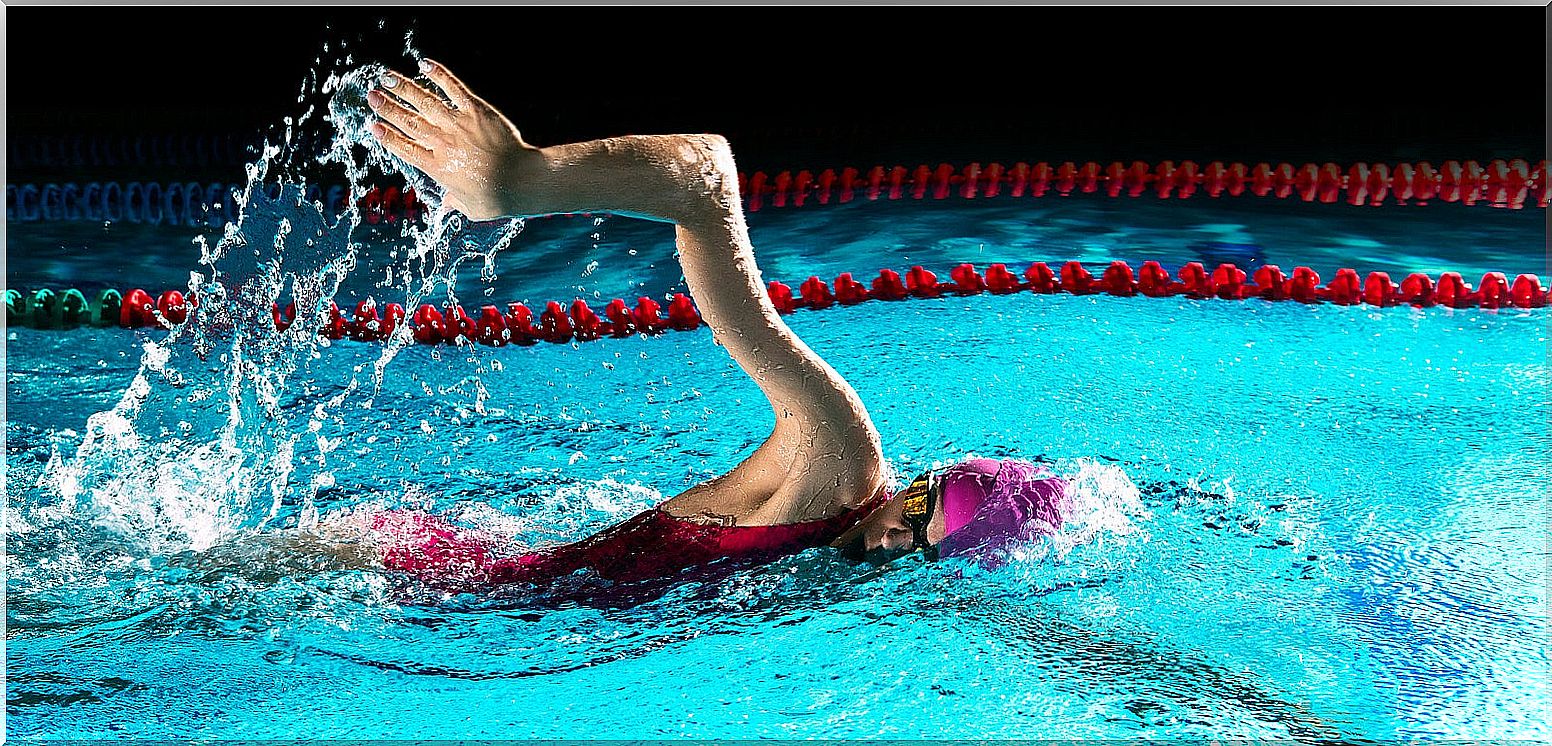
[{"left": 1041, "top": 458, "right": 1152, "bottom": 562}]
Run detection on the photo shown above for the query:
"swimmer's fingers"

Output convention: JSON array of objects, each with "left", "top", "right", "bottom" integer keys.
[
  {"left": 377, "top": 71, "right": 457, "bottom": 125},
  {"left": 368, "top": 88, "right": 439, "bottom": 142},
  {"left": 369, "top": 121, "right": 436, "bottom": 174},
  {"left": 419, "top": 58, "right": 481, "bottom": 113}
]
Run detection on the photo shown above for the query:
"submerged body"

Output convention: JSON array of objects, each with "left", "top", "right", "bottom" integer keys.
[{"left": 367, "top": 459, "right": 1068, "bottom": 601}]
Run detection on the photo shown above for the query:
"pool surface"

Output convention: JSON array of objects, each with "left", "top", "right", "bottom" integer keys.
[{"left": 5, "top": 92, "right": 1548, "bottom": 740}]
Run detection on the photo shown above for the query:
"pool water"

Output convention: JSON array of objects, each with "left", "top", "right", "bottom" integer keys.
[{"left": 6, "top": 93, "right": 1548, "bottom": 738}]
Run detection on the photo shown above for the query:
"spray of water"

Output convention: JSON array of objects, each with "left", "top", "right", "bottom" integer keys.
[{"left": 23, "top": 51, "right": 519, "bottom": 565}]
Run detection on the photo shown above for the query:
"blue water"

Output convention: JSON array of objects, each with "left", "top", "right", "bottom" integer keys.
[
  {"left": 6, "top": 73, "right": 1549, "bottom": 739},
  {"left": 9, "top": 192, "right": 1543, "bottom": 312}
]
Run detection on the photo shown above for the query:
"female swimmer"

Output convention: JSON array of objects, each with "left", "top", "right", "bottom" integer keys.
[{"left": 357, "top": 59, "right": 1069, "bottom": 596}]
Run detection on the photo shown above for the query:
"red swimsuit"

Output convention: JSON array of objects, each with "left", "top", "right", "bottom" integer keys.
[{"left": 371, "top": 492, "right": 886, "bottom": 600}]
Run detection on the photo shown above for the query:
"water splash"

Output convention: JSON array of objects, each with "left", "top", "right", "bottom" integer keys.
[
  {"left": 979, "top": 458, "right": 1152, "bottom": 571},
  {"left": 1047, "top": 457, "right": 1152, "bottom": 558},
  {"left": 23, "top": 57, "right": 519, "bottom": 563}
]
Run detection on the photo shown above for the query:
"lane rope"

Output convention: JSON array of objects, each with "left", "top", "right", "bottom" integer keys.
[
  {"left": 9, "top": 261, "right": 1546, "bottom": 345},
  {"left": 7, "top": 158, "right": 1546, "bottom": 224}
]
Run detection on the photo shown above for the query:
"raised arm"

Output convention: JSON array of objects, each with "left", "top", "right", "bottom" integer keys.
[{"left": 369, "top": 61, "right": 887, "bottom": 524}]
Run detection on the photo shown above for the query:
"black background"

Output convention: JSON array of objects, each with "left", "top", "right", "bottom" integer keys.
[{"left": 7, "top": 7, "right": 1546, "bottom": 179}]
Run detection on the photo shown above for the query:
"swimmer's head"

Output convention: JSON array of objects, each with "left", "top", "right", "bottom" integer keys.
[
  {"left": 834, "top": 470, "right": 945, "bottom": 565},
  {"left": 834, "top": 459, "right": 1067, "bottom": 567}
]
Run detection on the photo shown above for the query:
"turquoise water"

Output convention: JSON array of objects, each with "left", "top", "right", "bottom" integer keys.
[
  {"left": 6, "top": 67, "right": 1549, "bottom": 740},
  {"left": 8, "top": 207, "right": 1548, "bottom": 738}
]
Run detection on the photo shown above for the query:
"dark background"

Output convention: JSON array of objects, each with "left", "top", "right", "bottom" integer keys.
[{"left": 7, "top": 7, "right": 1546, "bottom": 182}]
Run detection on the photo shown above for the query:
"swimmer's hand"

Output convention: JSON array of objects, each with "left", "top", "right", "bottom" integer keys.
[{"left": 367, "top": 59, "right": 541, "bottom": 221}]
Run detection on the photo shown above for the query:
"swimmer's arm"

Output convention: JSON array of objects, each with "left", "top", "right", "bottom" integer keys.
[
  {"left": 369, "top": 61, "right": 887, "bottom": 520},
  {"left": 514, "top": 138, "right": 886, "bottom": 521},
  {"left": 366, "top": 62, "right": 733, "bottom": 226}
]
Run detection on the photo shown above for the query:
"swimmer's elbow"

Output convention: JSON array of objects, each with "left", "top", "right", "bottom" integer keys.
[
  {"left": 699, "top": 135, "right": 739, "bottom": 194},
  {"left": 699, "top": 134, "right": 735, "bottom": 169},
  {"left": 656, "top": 134, "right": 742, "bottom": 228}
]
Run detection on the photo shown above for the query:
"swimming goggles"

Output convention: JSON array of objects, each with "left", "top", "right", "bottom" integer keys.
[{"left": 899, "top": 470, "right": 940, "bottom": 561}]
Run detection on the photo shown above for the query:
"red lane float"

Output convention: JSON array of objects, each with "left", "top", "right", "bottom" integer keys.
[
  {"left": 342, "top": 159, "right": 1545, "bottom": 220},
  {"left": 870, "top": 270, "right": 908, "bottom": 301},
  {"left": 794, "top": 157, "right": 1550, "bottom": 211},
  {"left": 12, "top": 160, "right": 1543, "bottom": 226},
  {"left": 33, "top": 263, "right": 1550, "bottom": 343}
]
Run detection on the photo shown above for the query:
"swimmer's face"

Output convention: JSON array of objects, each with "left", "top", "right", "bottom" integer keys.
[{"left": 832, "top": 488, "right": 946, "bottom": 565}]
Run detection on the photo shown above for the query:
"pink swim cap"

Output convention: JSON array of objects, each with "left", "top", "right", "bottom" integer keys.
[{"left": 935, "top": 458, "right": 1068, "bottom": 565}]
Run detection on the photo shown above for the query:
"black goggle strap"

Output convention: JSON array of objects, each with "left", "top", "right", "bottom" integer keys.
[{"left": 899, "top": 471, "right": 940, "bottom": 561}]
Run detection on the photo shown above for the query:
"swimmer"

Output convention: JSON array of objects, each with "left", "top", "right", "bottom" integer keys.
[{"left": 356, "top": 59, "right": 1069, "bottom": 595}]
